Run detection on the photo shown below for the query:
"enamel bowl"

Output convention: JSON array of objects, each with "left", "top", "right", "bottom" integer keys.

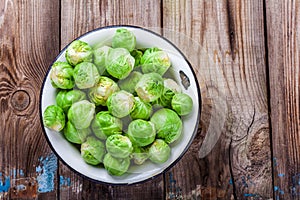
[{"left": 40, "top": 25, "right": 201, "bottom": 185}]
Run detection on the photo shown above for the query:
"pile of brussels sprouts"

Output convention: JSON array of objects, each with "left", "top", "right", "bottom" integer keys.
[{"left": 43, "top": 28, "right": 194, "bottom": 176}]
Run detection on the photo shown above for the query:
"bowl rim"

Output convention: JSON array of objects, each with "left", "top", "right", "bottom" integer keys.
[{"left": 39, "top": 24, "right": 202, "bottom": 185}]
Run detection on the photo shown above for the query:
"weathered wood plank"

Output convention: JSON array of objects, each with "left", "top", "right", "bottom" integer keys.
[
  {"left": 0, "top": 0, "right": 60, "bottom": 199},
  {"left": 59, "top": 0, "right": 163, "bottom": 199},
  {"left": 60, "top": 0, "right": 162, "bottom": 47},
  {"left": 162, "top": 0, "right": 272, "bottom": 199},
  {"left": 266, "top": 0, "right": 300, "bottom": 199}
]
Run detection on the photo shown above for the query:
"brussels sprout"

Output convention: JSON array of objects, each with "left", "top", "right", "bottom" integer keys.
[
  {"left": 127, "top": 119, "right": 156, "bottom": 147},
  {"left": 65, "top": 40, "right": 93, "bottom": 66},
  {"left": 131, "top": 145, "right": 149, "bottom": 165},
  {"left": 135, "top": 72, "right": 164, "bottom": 103},
  {"left": 81, "top": 136, "right": 106, "bottom": 165},
  {"left": 112, "top": 28, "right": 136, "bottom": 52},
  {"left": 107, "top": 90, "right": 135, "bottom": 118},
  {"left": 43, "top": 105, "right": 65, "bottom": 131},
  {"left": 150, "top": 108, "right": 182, "bottom": 144},
  {"left": 131, "top": 49, "right": 143, "bottom": 67},
  {"left": 68, "top": 100, "right": 95, "bottom": 129},
  {"left": 93, "top": 45, "right": 111, "bottom": 75},
  {"left": 106, "top": 48, "right": 135, "bottom": 79},
  {"left": 156, "top": 78, "right": 182, "bottom": 108},
  {"left": 140, "top": 47, "right": 171, "bottom": 75},
  {"left": 56, "top": 90, "right": 87, "bottom": 113},
  {"left": 148, "top": 139, "right": 171, "bottom": 164},
  {"left": 103, "top": 153, "right": 130, "bottom": 176},
  {"left": 118, "top": 71, "right": 142, "bottom": 94},
  {"left": 171, "top": 93, "right": 193, "bottom": 116},
  {"left": 73, "top": 62, "right": 100, "bottom": 89},
  {"left": 105, "top": 134, "right": 133, "bottom": 158},
  {"left": 64, "top": 121, "right": 91, "bottom": 144},
  {"left": 92, "top": 111, "right": 123, "bottom": 140},
  {"left": 50, "top": 61, "right": 75, "bottom": 89},
  {"left": 88, "top": 76, "right": 119, "bottom": 106},
  {"left": 130, "top": 97, "right": 152, "bottom": 120},
  {"left": 164, "top": 78, "right": 182, "bottom": 93}
]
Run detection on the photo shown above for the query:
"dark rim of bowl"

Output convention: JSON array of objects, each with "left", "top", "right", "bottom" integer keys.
[{"left": 39, "top": 24, "right": 202, "bottom": 186}]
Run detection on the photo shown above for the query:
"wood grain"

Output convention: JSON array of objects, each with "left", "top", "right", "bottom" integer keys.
[
  {"left": 0, "top": 0, "right": 59, "bottom": 199},
  {"left": 163, "top": 0, "right": 272, "bottom": 199},
  {"left": 59, "top": 0, "right": 164, "bottom": 199},
  {"left": 60, "top": 0, "right": 162, "bottom": 47},
  {"left": 1, "top": 0, "right": 299, "bottom": 199},
  {"left": 266, "top": 0, "right": 300, "bottom": 199}
]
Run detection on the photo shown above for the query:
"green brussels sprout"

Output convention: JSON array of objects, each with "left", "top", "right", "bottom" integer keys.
[
  {"left": 93, "top": 45, "right": 111, "bottom": 75},
  {"left": 65, "top": 40, "right": 93, "bottom": 66},
  {"left": 81, "top": 136, "right": 106, "bottom": 165},
  {"left": 171, "top": 93, "right": 193, "bottom": 116},
  {"left": 92, "top": 111, "right": 123, "bottom": 140},
  {"left": 148, "top": 139, "right": 171, "bottom": 164},
  {"left": 43, "top": 105, "right": 65, "bottom": 131},
  {"left": 164, "top": 78, "right": 182, "bottom": 93},
  {"left": 103, "top": 153, "right": 130, "bottom": 176},
  {"left": 50, "top": 61, "right": 75, "bottom": 89},
  {"left": 135, "top": 72, "right": 164, "bottom": 103},
  {"left": 64, "top": 121, "right": 91, "bottom": 144},
  {"left": 73, "top": 62, "right": 100, "bottom": 89},
  {"left": 112, "top": 28, "right": 136, "bottom": 52},
  {"left": 130, "top": 97, "right": 152, "bottom": 120},
  {"left": 150, "top": 108, "right": 182, "bottom": 144},
  {"left": 131, "top": 145, "right": 149, "bottom": 165},
  {"left": 107, "top": 90, "right": 135, "bottom": 118},
  {"left": 127, "top": 119, "right": 156, "bottom": 147},
  {"left": 88, "top": 76, "right": 119, "bottom": 106},
  {"left": 106, "top": 48, "right": 135, "bottom": 79},
  {"left": 131, "top": 49, "right": 143, "bottom": 67},
  {"left": 140, "top": 47, "right": 171, "bottom": 75},
  {"left": 105, "top": 134, "right": 133, "bottom": 158},
  {"left": 67, "top": 100, "right": 95, "bottom": 129},
  {"left": 118, "top": 71, "right": 142, "bottom": 94},
  {"left": 56, "top": 89, "right": 87, "bottom": 113},
  {"left": 156, "top": 78, "right": 182, "bottom": 108}
]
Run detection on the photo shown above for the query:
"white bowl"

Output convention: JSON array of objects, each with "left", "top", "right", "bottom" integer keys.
[{"left": 40, "top": 25, "right": 201, "bottom": 185}]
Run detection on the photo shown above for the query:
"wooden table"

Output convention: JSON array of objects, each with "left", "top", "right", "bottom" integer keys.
[{"left": 0, "top": 0, "right": 299, "bottom": 199}]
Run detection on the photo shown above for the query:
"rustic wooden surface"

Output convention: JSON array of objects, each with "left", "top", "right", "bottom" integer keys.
[
  {"left": 0, "top": 0, "right": 299, "bottom": 199},
  {"left": 266, "top": 0, "right": 300, "bottom": 199},
  {"left": 0, "top": 0, "right": 59, "bottom": 199}
]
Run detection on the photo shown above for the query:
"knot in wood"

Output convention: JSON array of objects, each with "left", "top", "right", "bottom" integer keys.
[{"left": 11, "top": 90, "right": 30, "bottom": 111}]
